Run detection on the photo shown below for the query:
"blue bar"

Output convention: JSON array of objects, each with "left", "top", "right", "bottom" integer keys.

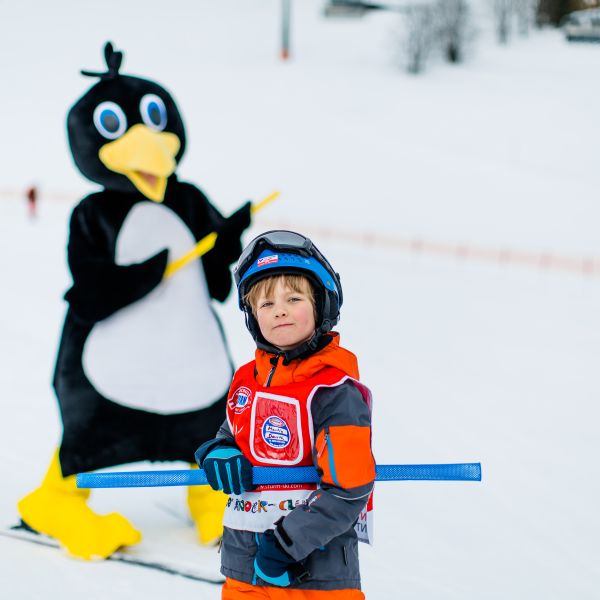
[{"left": 76, "top": 463, "right": 481, "bottom": 489}]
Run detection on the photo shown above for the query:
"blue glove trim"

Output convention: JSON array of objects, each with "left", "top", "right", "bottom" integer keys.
[
  {"left": 214, "top": 464, "right": 224, "bottom": 491},
  {"left": 326, "top": 433, "right": 341, "bottom": 488},
  {"left": 194, "top": 438, "right": 237, "bottom": 466},
  {"left": 204, "top": 447, "right": 245, "bottom": 493},
  {"left": 207, "top": 447, "right": 241, "bottom": 460},
  {"left": 225, "top": 462, "right": 233, "bottom": 492},
  {"left": 254, "top": 559, "right": 291, "bottom": 587},
  {"left": 236, "top": 458, "right": 244, "bottom": 492}
]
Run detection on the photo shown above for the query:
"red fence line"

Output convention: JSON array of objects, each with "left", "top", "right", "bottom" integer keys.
[
  {"left": 3, "top": 188, "right": 599, "bottom": 278},
  {"left": 259, "top": 219, "right": 600, "bottom": 278}
]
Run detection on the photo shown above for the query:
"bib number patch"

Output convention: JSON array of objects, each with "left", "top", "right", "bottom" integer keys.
[{"left": 250, "top": 392, "right": 303, "bottom": 465}]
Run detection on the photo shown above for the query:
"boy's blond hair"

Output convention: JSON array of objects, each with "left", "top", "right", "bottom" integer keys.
[{"left": 244, "top": 274, "right": 316, "bottom": 318}]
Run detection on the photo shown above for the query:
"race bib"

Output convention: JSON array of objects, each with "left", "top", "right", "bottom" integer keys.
[
  {"left": 223, "top": 489, "right": 312, "bottom": 532},
  {"left": 354, "top": 492, "right": 374, "bottom": 545}
]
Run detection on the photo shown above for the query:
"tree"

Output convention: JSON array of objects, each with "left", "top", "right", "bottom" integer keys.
[
  {"left": 536, "top": 0, "right": 571, "bottom": 25},
  {"left": 437, "top": 0, "right": 473, "bottom": 62}
]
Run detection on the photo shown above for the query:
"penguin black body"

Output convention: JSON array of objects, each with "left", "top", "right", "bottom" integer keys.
[
  {"left": 56, "top": 181, "right": 248, "bottom": 475},
  {"left": 56, "top": 42, "right": 251, "bottom": 475},
  {"left": 18, "top": 42, "right": 249, "bottom": 556}
]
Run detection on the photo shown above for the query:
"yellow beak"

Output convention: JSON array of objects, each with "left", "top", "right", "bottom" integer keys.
[{"left": 98, "top": 124, "right": 181, "bottom": 202}]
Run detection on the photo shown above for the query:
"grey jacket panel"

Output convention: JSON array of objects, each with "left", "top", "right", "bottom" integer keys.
[
  {"left": 193, "top": 421, "right": 235, "bottom": 466},
  {"left": 275, "top": 381, "right": 374, "bottom": 562},
  {"left": 215, "top": 420, "right": 234, "bottom": 442},
  {"left": 221, "top": 527, "right": 361, "bottom": 590},
  {"left": 220, "top": 528, "right": 258, "bottom": 583},
  {"left": 312, "top": 380, "right": 372, "bottom": 430},
  {"left": 199, "top": 380, "right": 374, "bottom": 590}
]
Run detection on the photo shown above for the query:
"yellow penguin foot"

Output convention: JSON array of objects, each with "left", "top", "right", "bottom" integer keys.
[
  {"left": 187, "top": 476, "right": 227, "bottom": 546},
  {"left": 17, "top": 450, "right": 141, "bottom": 560}
]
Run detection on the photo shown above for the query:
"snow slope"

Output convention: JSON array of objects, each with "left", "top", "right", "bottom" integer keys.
[{"left": 1, "top": 1, "right": 600, "bottom": 598}]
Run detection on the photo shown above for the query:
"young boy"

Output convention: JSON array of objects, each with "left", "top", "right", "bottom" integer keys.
[{"left": 195, "top": 230, "right": 375, "bottom": 599}]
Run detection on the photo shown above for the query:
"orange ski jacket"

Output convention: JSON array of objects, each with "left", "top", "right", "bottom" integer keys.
[{"left": 196, "top": 334, "right": 376, "bottom": 591}]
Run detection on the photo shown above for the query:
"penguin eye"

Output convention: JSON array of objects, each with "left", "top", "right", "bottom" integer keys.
[
  {"left": 140, "top": 94, "right": 167, "bottom": 131},
  {"left": 93, "top": 102, "right": 127, "bottom": 139}
]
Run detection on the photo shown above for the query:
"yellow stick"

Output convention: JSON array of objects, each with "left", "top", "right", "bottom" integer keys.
[
  {"left": 163, "top": 191, "right": 281, "bottom": 279},
  {"left": 251, "top": 190, "right": 280, "bottom": 215}
]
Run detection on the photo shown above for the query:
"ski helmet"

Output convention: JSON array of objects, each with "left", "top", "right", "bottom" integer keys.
[{"left": 233, "top": 230, "right": 343, "bottom": 353}]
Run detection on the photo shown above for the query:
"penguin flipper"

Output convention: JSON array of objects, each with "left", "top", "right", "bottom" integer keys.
[
  {"left": 65, "top": 248, "right": 169, "bottom": 324},
  {"left": 64, "top": 200, "right": 169, "bottom": 323}
]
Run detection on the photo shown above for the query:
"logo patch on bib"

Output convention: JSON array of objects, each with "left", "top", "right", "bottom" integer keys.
[
  {"left": 262, "top": 415, "right": 290, "bottom": 449},
  {"left": 229, "top": 386, "right": 252, "bottom": 414}
]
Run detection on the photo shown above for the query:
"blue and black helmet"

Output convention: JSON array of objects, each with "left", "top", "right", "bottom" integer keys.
[{"left": 233, "top": 230, "right": 343, "bottom": 348}]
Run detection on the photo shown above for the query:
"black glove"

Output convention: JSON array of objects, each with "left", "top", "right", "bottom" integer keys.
[
  {"left": 201, "top": 445, "right": 254, "bottom": 495},
  {"left": 210, "top": 201, "right": 252, "bottom": 268},
  {"left": 220, "top": 201, "right": 252, "bottom": 239},
  {"left": 254, "top": 524, "right": 310, "bottom": 587}
]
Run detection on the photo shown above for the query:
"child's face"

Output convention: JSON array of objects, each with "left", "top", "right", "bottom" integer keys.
[{"left": 255, "top": 278, "right": 316, "bottom": 352}]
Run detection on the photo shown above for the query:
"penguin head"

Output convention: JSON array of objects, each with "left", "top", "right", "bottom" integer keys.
[{"left": 67, "top": 42, "right": 186, "bottom": 202}]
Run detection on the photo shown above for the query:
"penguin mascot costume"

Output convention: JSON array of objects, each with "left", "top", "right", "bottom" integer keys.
[{"left": 18, "top": 42, "right": 251, "bottom": 559}]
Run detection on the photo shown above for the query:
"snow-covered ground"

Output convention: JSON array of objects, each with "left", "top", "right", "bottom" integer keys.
[{"left": 2, "top": 1, "right": 600, "bottom": 598}]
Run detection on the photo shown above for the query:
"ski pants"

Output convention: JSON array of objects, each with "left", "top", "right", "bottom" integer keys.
[{"left": 222, "top": 578, "right": 365, "bottom": 599}]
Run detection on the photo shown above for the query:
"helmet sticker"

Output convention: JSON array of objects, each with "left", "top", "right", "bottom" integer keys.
[{"left": 257, "top": 254, "right": 279, "bottom": 267}]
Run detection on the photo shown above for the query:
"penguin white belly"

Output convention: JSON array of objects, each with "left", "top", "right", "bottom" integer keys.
[{"left": 82, "top": 202, "right": 231, "bottom": 414}]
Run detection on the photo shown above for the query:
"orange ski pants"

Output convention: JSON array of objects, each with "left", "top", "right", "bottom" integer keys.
[{"left": 222, "top": 578, "right": 365, "bottom": 599}]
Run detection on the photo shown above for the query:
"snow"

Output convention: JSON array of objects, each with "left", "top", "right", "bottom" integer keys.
[{"left": 2, "top": 1, "right": 600, "bottom": 598}]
